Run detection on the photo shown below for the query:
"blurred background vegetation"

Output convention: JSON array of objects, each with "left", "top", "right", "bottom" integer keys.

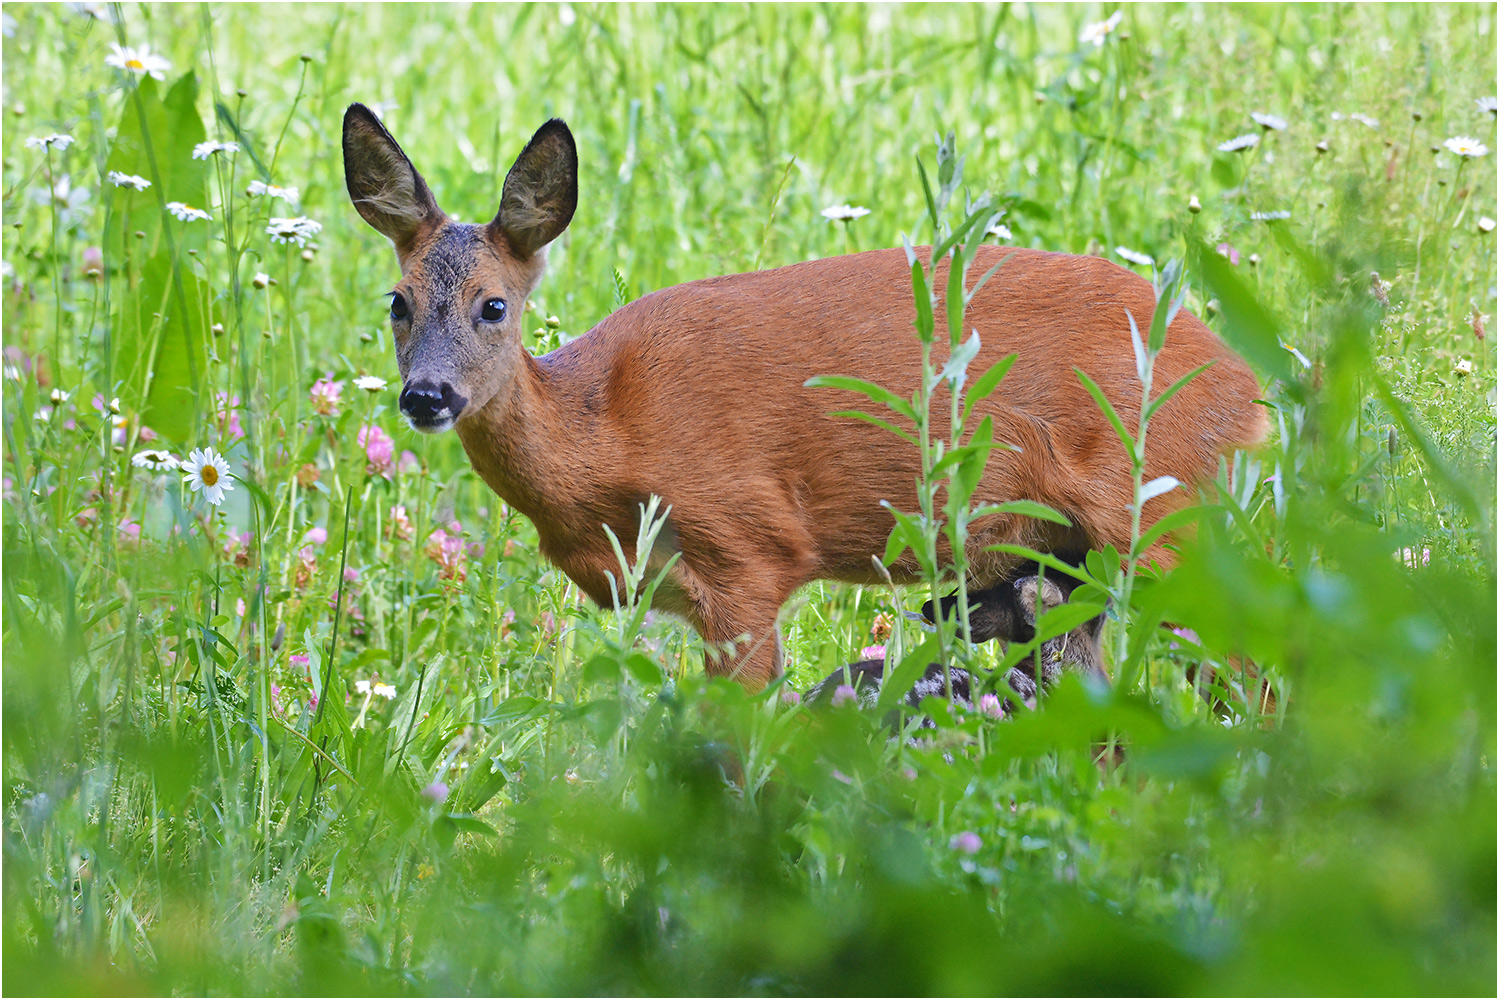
[{"left": 2, "top": 2, "right": 1495, "bottom": 994}]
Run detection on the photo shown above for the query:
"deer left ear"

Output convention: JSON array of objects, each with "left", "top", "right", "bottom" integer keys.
[{"left": 490, "top": 119, "right": 578, "bottom": 260}]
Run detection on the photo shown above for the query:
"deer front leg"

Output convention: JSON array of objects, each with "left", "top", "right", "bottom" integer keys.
[{"left": 697, "top": 598, "right": 786, "bottom": 692}]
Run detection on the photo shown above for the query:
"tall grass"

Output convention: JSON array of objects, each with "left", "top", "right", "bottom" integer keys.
[{"left": 3, "top": 3, "right": 1495, "bottom": 994}]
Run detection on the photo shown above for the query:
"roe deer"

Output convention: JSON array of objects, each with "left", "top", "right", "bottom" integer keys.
[{"left": 341, "top": 106, "right": 1267, "bottom": 692}]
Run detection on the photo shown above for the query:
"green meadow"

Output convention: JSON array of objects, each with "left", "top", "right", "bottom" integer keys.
[{"left": 3, "top": 2, "right": 1496, "bottom": 994}]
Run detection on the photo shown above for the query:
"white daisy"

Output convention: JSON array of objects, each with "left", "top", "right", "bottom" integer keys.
[
  {"left": 107, "top": 171, "right": 152, "bottom": 191},
  {"left": 25, "top": 134, "right": 75, "bottom": 151},
  {"left": 820, "top": 204, "right": 871, "bottom": 222},
  {"left": 1115, "top": 246, "right": 1153, "bottom": 267},
  {"left": 1444, "top": 136, "right": 1489, "bottom": 158},
  {"left": 1455, "top": 358, "right": 1473, "bottom": 376},
  {"left": 353, "top": 375, "right": 388, "bottom": 392},
  {"left": 131, "top": 448, "right": 178, "bottom": 471},
  {"left": 166, "top": 201, "right": 211, "bottom": 222},
  {"left": 1078, "top": 10, "right": 1123, "bottom": 46},
  {"left": 191, "top": 140, "right": 240, "bottom": 160},
  {"left": 1479, "top": 217, "right": 1496, "bottom": 234},
  {"left": 252, "top": 272, "right": 270, "bottom": 289},
  {"left": 181, "top": 446, "right": 234, "bottom": 505},
  {"left": 1349, "top": 113, "right": 1379, "bottom": 129},
  {"left": 266, "top": 216, "right": 322, "bottom": 247},
  {"left": 1281, "top": 342, "right": 1312, "bottom": 369},
  {"left": 1251, "top": 210, "right": 1291, "bottom": 221},
  {"left": 245, "top": 180, "right": 300, "bottom": 204},
  {"left": 1478, "top": 97, "right": 1498, "bottom": 116},
  {"left": 373, "top": 683, "right": 397, "bottom": 699},
  {"left": 1251, "top": 112, "right": 1287, "bottom": 131},
  {"left": 986, "top": 222, "right": 1013, "bottom": 241},
  {"left": 49, "top": 388, "right": 70, "bottom": 404},
  {"left": 1217, "top": 133, "right": 1260, "bottom": 153},
  {"left": 105, "top": 43, "right": 170, "bottom": 81},
  {"left": 354, "top": 679, "right": 372, "bottom": 695}
]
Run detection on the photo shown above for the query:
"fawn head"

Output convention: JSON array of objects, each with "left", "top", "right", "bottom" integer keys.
[{"left": 342, "top": 104, "right": 577, "bottom": 432}]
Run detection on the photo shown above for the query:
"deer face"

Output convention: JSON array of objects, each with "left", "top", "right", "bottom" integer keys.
[{"left": 342, "top": 106, "right": 577, "bottom": 432}]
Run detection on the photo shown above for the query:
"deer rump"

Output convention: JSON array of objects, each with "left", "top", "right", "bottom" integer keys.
[{"left": 341, "top": 109, "right": 1267, "bottom": 691}]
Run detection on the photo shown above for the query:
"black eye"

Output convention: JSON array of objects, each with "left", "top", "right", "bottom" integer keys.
[
  {"left": 481, "top": 297, "right": 507, "bottom": 322},
  {"left": 390, "top": 292, "right": 409, "bottom": 320}
]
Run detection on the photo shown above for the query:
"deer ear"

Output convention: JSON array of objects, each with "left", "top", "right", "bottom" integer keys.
[
  {"left": 342, "top": 103, "right": 444, "bottom": 256},
  {"left": 490, "top": 119, "right": 577, "bottom": 260}
]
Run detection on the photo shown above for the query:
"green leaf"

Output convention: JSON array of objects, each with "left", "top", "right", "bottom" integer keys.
[
  {"left": 910, "top": 256, "right": 935, "bottom": 343},
  {"left": 1134, "top": 503, "right": 1204, "bottom": 556},
  {"left": 1144, "top": 362, "right": 1215, "bottom": 423},
  {"left": 876, "top": 634, "right": 941, "bottom": 714},
  {"left": 962, "top": 353, "right": 1017, "bottom": 422},
  {"left": 213, "top": 100, "right": 271, "bottom": 181},
  {"left": 971, "top": 500, "right": 1073, "bottom": 527},
  {"left": 805, "top": 375, "right": 918, "bottom": 424},
  {"left": 939, "top": 330, "right": 981, "bottom": 389},
  {"left": 1074, "top": 368, "right": 1136, "bottom": 460},
  {"left": 829, "top": 409, "right": 918, "bottom": 446},
  {"left": 1190, "top": 237, "right": 1293, "bottom": 383}
]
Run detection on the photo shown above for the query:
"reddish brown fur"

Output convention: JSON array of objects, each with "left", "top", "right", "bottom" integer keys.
[{"left": 345, "top": 109, "right": 1268, "bottom": 691}]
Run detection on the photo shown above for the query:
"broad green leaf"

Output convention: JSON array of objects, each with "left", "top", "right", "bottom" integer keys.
[
  {"left": 1144, "top": 361, "right": 1215, "bottom": 423},
  {"left": 962, "top": 353, "right": 1017, "bottom": 422},
  {"left": 971, "top": 500, "right": 1073, "bottom": 527},
  {"left": 939, "top": 330, "right": 981, "bottom": 388},
  {"left": 1190, "top": 237, "right": 1293, "bottom": 383},
  {"left": 1074, "top": 367, "right": 1136, "bottom": 460},
  {"left": 805, "top": 375, "right": 918, "bottom": 424}
]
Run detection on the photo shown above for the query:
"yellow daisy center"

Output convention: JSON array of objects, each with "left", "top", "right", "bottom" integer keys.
[
  {"left": 200, "top": 464, "right": 219, "bottom": 486},
  {"left": 126, "top": 58, "right": 144, "bottom": 69}
]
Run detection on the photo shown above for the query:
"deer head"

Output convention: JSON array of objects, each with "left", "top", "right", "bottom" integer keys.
[{"left": 341, "top": 104, "right": 577, "bottom": 432}]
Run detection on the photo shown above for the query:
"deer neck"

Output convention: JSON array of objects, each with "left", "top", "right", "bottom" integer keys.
[{"left": 453, "top": 343, "right": 581, "bottom": 531}]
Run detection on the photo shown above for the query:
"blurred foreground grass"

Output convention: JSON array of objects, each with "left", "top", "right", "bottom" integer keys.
[{"left": 2, "top": 3, "right": 1496, "bottom": 994}]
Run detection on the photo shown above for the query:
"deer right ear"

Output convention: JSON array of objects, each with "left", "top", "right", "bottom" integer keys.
[{"left": 342, "top": 103, "right": 444, "bottom": 256}]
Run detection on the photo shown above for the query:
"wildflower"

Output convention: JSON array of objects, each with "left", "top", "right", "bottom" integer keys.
[
  {"left": 353, "top": 374, "right": 387, "bottom": 392},
  {"left": 1281, "top": 342, "right": 1313, "bottom": 369},
  {"left": 1078, "top": 10, "right": 1122, "bottom": 46},
  {"left": 50, "top": 388, "right": 70, "bottom": 405},
  {"left": 24, "top": 133, "right": 75, "bottom": 151},
  {"left": 949, "top": 831, "right": 982, "bottom": 855},
  {"left": 1370, "top": 271, "right": 1392, "bottom": 306},
  {"left": 425, "top": 527, "right": 467, "bottom": 581},
  {"left": 181, "top": 446, "right": 234, "bottom": 505},
  {"left": 191, "top": 140, "right": 240, "bottom": 160},
  {"left": 1188, "top": 195, "right": 1202, "bottom": 214},
  {"left": 860, "top": 644, "right": 887, "bottom": 660},
  {"left": 309, "top": 375, "right": 343, "bottom": 415},
  {"left": 537, "top": 609, "right": 557, "bottom": 641},
  {"left": 1251, "top": 112, "right": 1287, "bottom": 131},
  {"left": 1443, "top": 136, "right": 1488, "bottom": 158},
  {"left": 1478, "top": 97, "right": 1498, "bottom": 116},
  {"left": 1472, "top": 310, "right": 1487, "bottom": 342},
  {"left": 358, "top": 424, "right": 394, "bottom": 476},
  {"left": 117, "top": 517, "right": 141, "bottom": 544},
  {"left": 214, "top": 392, "right": 245, "bottom": 440},
  {"left": 290, "top": 653, "right": 310, "bottom": 669},
  {"left": 166, "top": 201, "right": 211, "bottom": 223},
  {"left": 870, "top": 611, "right": 894, "bottom": 642},
  {"left": 1217, "top": 133, "right": 1259, "bottom": 153},
  {"left": 1349, "top": 113, "right": 1379, "bottom": 129},
  {"left": 781, "top": 688, "right": 802, "bottom": 707},
  {"left": 295, "top": 463, "right": 319, "bottom": 488},
  {"left": 1251, "top": 210, "right": 1291, "bottom": 221},
  {"left": 246, "top": 180, "right": 300, "bottom": 204},
  {"left": 421, "top": 781, "right": 449, "bottom": 804},
  {"left": 978, "top": 692, "right": 1004, "bottom": 718},
  {"left": 1479, "top": 217, "right": 1496, "bottom": 234},
  {"left": 831, "top": 684, "right": 857, "bottom": 707},
  {"left": 1315, "top": 139, "right": 1330, "bottom": 154},
  {"left": 1454, "top": 358, "right": 1473, "bottom": 376},
  {"left": 986, "top": 221, "right": 1013, "bottom": 241},
  {"left": 222, "top": 529, "right": 252, "bottom": 567},
  {"left": 302, "top": 526, "right": 328, "bottom": 546},
  {"left": 252, "top": 272, "right": 270, "bottom": 289},
  {"left": 293, "top": 547, "right": 317, "bottom": 589},
  {"left": 105, "top": 43, "right": 170, "bottom": 80},
  {"left": 1115, "top": 246, "right": 1153, "bottom": 267},
  {"left": 344, "top": 566, "right": 360, "bottom": 583},
  {"left": 820, "top": 204, "right": 871, "bottom": 222},
  {"left": 374, "top": 683, "right": 397, "bottom": 699},
  {"left": 131, "top": 448, "right": 178, "bottom": 470},
  {"left": 398, "top": 450, "right": 420, "bottom": 473},
  {"left": 388, "top": 504, "right": 414, "bottom": 541},
  {"left": 266, "top": 216, "right": 322, "bottom": 247},
  {"left": 1167, "top": 626, "right": 1202, "bottom": 651}
]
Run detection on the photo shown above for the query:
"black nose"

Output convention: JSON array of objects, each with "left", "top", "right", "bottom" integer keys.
[{"left": 399, "top": 381, "right": 466, "bottom": 424}]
